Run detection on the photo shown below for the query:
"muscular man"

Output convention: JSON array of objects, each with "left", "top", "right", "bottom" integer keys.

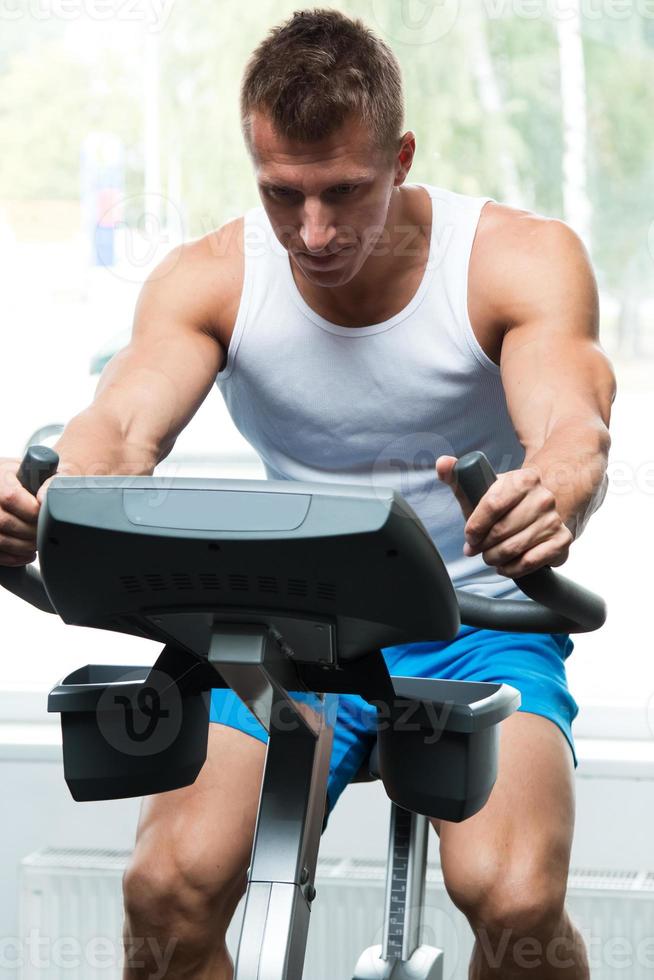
[{"left": 0, "top": 9, "right": 615, "bottom": 979}]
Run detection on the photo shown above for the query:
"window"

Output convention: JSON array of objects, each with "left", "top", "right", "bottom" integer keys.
[{"left": 1, "top": 2, "right": 652, "bottom": 738}]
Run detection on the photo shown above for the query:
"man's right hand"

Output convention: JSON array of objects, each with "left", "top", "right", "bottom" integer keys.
[{"left": 0, "top": 458, "right": 40, "bottom": 567}]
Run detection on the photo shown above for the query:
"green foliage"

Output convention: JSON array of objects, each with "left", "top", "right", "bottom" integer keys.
[
  {"left": 486, "top": 13, "right": 564, "bottom": 215},
  {"left": 0, "top": 36, "right": 140, "bottom": 200},
  {"left": 0, "top": 43, "right": 89, "bottom": 198},
  {"left": 0, "top": 1, "right": 652, "bottom": 316},
  {"left": 585, "top": 31, "right": 654, "bottom": 292}
]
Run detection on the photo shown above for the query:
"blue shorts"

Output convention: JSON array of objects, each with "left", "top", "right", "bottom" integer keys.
[{"left": 209, "top": 625, "right": 578, "bottom": 826}]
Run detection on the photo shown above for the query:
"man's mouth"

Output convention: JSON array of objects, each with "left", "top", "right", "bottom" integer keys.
[{"left": 297, "top": 247, "right": 356, "bottom": 267}]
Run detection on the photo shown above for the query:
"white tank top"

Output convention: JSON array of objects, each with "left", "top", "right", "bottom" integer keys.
[{"left": 216, "top": 183, "right": 525, "bottom": 600}]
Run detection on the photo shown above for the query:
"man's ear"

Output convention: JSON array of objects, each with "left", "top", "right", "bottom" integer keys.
[{"left": 394, "top": 131, "right": 416, "bottom": 185}]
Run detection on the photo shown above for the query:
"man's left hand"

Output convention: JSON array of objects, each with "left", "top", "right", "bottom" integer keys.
[{"left": 436, "top": 455, "right": 573, "bottom": 579}]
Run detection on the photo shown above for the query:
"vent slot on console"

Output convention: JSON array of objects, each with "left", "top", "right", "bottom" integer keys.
[
  {"left": 117, "top": 573, "right": 337, "bottom": 602},
  {"left": 317, "top": 582, "right": 337, "bottom": 601}
]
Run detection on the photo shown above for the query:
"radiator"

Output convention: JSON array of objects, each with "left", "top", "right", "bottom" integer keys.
[{"left": 19, "top": 848, "right": 654, "bottom": 979}]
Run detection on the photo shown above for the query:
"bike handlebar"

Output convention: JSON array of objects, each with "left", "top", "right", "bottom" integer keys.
[
  {"left": 0, "top": 446, "right": 58, "bottom": 614},
  {"left": 453, "top": 452, "right": 606, "bottom": 633},
  {"left": 0, "top": 447, "right": 607, "bottom": 633}
]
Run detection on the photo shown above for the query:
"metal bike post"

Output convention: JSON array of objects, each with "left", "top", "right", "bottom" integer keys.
[{"left": 209, "top": 625, "right": 336, "bottom": 980}]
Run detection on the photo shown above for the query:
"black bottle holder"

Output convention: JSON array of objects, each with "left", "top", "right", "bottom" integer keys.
[
  {"left": 376, "top": 678, "right": 520, "bottom": 823},
  {"left": 48, "top": 663, "right": 211, "bottom": 802}
]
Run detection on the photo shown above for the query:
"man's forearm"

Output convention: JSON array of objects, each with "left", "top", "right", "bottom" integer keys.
[
  {"left": 52, "top": 406, "right": 159, "bottom": 477},
  {"left": 524, "top": 418, "right": 611, "bottom": 540}
]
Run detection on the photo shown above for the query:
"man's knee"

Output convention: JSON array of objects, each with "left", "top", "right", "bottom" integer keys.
[
  {"left": 444, "top": 852, "right": 567, "bottom": 941},
  {"left": 123, "top": 844, "right": 247, "bottom": 948}
]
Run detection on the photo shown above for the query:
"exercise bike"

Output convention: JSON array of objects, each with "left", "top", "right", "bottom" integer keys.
[{"left": 0, "top": 446, "right": 605, "bottom": 979}]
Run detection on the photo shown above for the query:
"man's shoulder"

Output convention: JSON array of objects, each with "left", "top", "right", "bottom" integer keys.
[
  {"left": 158, "top": 216, "right": 246, "bottom": 286},
  {"left": 186, "top": 215, "right": 246, "bottom": 271},
  {"left": 469, "top": 201, "right": 590, "bottom": 359},
  {"left": 169, "top": 217, "right": 247, "bottom": 342},
  {"left": 473, "top": 201, "right": 590, "bottom": 308},
  {"left": 476, "top": 201, "right": 584, "bottom": 263}
]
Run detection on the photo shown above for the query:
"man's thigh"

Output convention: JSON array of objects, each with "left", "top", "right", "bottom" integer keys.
[
  {"left": 433, "top": 712, "right": 575, "bottom": 903},
  {"left": 131, "top": 723, "right": 267, "bottom": 899},
  {"left": 209, "top": 687, "right": 377, "bottom": 831}
]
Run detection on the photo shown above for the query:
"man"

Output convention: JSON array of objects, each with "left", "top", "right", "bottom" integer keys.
[{"left": 0, "top": 8, "right": 615, "bottom": 979}]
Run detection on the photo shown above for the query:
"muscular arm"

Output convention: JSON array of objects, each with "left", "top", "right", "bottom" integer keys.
[
  {"left": 494, "top": 214, "right": 616, "bottom": 538},
  {"left": 51, "top": 230, "right": 236, "bottom": 479},
  {"left": 438, "top": 207, "right": 616, "bottom": 578}
]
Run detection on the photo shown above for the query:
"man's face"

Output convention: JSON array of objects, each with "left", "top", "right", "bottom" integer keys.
[{"left": 248, "top": 111, "right": 400, "bottom": 287}]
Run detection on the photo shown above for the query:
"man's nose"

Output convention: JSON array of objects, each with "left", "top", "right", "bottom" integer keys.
[{"left": 300, "top": 202, "right": 336, "bottom": 253}]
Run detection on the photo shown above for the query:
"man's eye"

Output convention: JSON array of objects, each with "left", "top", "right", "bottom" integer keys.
[
  {"left": 268, "top": 187, "right": 297, "bottom": 200},
  {"left": 332, "top": 185, "right": 357, "bottom": 195}
]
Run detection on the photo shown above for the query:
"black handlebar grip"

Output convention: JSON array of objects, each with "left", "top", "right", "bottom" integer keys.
[
  {"left": 453, "top": 451, "right": 606, "bottom": 633},
  {"left": 453, "top": 453, "right": 561, "bottom": 588},
  {"left": 453, "top": 451, "right": 497, "bottom": 509},
  {"left": 0, "top": 446, "right": 59, "bottom": 614},
  {"left": 17, "top": 446, "right": 60, "bottom": 496}
]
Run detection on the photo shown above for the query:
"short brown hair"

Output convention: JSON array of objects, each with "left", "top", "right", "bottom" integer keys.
[{"left": 241, "top": 8, "right": 404, "bottom": 157}]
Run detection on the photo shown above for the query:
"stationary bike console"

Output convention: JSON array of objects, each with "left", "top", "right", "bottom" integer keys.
[{"left": 0, "top": 446, "right": 606, "bottom": 980}]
